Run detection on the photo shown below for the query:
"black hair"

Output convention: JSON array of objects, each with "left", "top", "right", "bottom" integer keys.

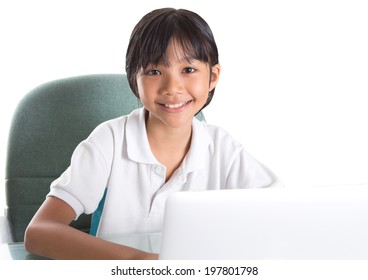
[{"left": 125, "top": 8, "right": 219, "bottom": 111}]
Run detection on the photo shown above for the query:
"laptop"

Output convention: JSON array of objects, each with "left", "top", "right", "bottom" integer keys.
[{"left": 159, "top": 185, "right": 368, "bottom": 260}]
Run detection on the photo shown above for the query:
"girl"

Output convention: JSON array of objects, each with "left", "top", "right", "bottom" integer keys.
[{"left": 24, "top": 8, "right": 281, "bottom": 260}]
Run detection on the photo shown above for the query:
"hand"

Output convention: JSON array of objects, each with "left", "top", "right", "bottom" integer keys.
[{"left": 141, "top": 252, "right": 159, "bottom": 260}]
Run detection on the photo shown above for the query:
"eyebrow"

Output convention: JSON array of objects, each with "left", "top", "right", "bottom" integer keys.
[
  {"left": 169, "top": 53, "right": 201, "bottom": 65},
  {"left": 147, "top": 56, "right": 198, "bottom": 69},
  {"left": 180, "top": 55, "right": 197, "bottom": 62}
]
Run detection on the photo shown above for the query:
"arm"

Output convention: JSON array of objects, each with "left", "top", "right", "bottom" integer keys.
[{"left": 24, "top": 197, "right": 158, "bottom": 260}]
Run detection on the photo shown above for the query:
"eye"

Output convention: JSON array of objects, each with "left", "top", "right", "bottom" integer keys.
[
  {"left": 182, "top": 67, "right": 196, "bottom": 74},
  {"left": 146, "top": 69, "right": 161, "bottom": 76}
]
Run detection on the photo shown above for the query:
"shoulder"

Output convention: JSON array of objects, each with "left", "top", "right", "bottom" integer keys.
[
  {"left": 194, "top": 119, "right": 243, "bottom": 152},
  {"left": 87, "top": 108, "right": 144, "bottom": 143},
  {"left": 89, "top": 115, "right": 128, "bottom": 138}
]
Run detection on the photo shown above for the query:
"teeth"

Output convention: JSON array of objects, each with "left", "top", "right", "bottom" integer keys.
[{"left": 164, "top": 101, "right": 187, "bottom": 109}]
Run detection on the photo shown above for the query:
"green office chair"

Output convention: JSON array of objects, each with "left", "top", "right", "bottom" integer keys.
[{"left": 4, "top": 74, "right": 205, "bottom": 242}]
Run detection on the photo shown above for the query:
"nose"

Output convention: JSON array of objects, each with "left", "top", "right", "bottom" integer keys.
[{"left": 160, "top": 72, "right": 184, "bottom": 96}]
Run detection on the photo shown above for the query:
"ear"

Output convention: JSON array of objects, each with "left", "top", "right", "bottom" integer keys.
[{"left": 209, "top": 64, "right": 221, "bottom": 91}]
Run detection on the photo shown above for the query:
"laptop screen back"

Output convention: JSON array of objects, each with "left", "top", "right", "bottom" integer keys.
[{"left": 159, "top": 186, "right": 368, "bottom": 260}]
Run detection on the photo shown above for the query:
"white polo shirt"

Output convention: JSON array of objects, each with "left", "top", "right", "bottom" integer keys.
[{"left": 48, "top": 108, "right": 280, "bottom": 237}]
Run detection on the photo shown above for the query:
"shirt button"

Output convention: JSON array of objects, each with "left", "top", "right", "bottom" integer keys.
[{"left": 153, "top": 165, "right": 164, "bottom": 176}]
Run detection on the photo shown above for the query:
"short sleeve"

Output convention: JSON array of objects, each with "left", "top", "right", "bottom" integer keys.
[
  {"left": 48, "top": 123, "right": 114, "bottom": 218},
  {"left": 225, "top": 148, "right": 283, "bottom": 189}
]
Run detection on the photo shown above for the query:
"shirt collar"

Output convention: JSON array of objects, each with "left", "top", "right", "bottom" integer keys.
[
  {"left": 126, "top": 108, "right": 211, "bottom": 172},
  {"left": 181, "top": 117, "right": 211, "bottom": 173},
  {"left": 126, "top": 108, "right": 158, "bottom": 164}
]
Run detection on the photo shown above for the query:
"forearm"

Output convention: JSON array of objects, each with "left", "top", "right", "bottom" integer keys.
[{"left": 25, "top": 221, "right": 158, "bottom": 260}]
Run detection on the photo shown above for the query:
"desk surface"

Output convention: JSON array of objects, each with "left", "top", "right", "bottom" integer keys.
[{"left": 0, "top": 233, "right": 161, "bottom": 260}]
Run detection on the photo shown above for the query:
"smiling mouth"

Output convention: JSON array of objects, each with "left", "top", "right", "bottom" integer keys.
[{"left": 163, "top": 101, "right": 190, "bottom": 109}]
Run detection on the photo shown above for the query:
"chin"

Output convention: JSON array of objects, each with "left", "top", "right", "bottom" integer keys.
[{"left": 162, "top": 114, "right": 194, "bottom": 129}]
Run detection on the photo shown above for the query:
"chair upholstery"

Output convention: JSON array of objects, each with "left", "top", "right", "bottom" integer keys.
[{"left": 5, "top": 74, "right": 205, "bottom": 242}]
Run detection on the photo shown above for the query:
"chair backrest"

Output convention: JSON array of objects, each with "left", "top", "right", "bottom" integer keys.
[{"left": 5, "top": 74, "right": 205, "bottom": 242}]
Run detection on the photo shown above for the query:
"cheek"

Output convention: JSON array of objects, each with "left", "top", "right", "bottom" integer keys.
[
  {"left": 136, "top": 79, "right": 159, "bottom": 107},
  {"left": 187, "top": 77, "right": 211, "bottom": 97},
  {"left": 136, "top": 79, "right": 152, "bottom": 101},
  {"left": 136, "top": 77, "right": 144, "bottom": 96}
]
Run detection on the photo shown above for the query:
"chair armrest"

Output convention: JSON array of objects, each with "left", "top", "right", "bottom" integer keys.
[{"left": 0, "top": 216, "right": 14, "bottom": 243}]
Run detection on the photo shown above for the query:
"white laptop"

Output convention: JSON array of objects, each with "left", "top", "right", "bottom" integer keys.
[{"left": 159, "top": 185, "right": 368, "bottom": 260}]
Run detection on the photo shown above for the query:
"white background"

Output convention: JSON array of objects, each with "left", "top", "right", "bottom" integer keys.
[{"left": 1, "top": 0, "right": 367, "bottom": 213}]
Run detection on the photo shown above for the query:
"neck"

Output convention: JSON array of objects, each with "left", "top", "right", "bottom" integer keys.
[
  {"left": 145, "top": 112, "right": 192, "bottom": 181},
  {"left": 146, "top": 113, "right": 192, "bottom": 151}
]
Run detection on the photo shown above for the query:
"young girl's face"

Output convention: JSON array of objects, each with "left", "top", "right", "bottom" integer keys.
[{"left": 136, "top": 39, "right": 220, "bottom": 130}]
